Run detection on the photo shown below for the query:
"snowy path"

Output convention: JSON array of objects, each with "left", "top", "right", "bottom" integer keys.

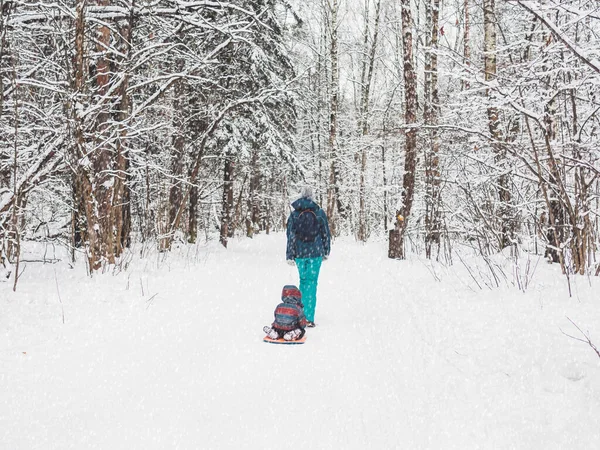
[{"left": 2, "top": 235, "right": 600, "bottom": 449}]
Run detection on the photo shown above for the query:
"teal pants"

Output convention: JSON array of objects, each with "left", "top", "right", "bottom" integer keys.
[{"left": 295, "top": 257, "right": 322, "bottom": 322}]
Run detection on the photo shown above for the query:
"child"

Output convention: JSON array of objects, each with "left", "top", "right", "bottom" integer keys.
[{"left": 263, "top": 285, "right": 307, "bottom": 341}]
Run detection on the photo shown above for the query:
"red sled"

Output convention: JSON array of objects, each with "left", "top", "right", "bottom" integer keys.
[{"left": 263, "top": 335, "right": 307, "bottom": 345}]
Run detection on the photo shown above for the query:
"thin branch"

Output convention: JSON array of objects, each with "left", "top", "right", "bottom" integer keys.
[
  {"left": 563, "top": 317, "right": 600, "bottom": 360},
  {"left": 54, "top": 269, "right": 65, "bottom": 324},
  {"left": 513, "top": 1, "right": 600, "bottom": 74}
]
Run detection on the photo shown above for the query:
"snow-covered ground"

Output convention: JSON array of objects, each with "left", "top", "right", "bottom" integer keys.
[{"left": 1, "top": 234, "right": 599, "bottom": 449}]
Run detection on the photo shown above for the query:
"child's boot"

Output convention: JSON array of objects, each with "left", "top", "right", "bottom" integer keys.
[
  {"left": 283, "top": 329, "right": 302, "bottom": 341},
  {"left": 263, "top": 326, "right": 279, "bottom": 339}
]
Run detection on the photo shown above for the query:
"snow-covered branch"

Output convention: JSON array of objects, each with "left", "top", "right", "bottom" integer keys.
[{"left": 514, "top": 0, "right": 600, "bottom": 74}]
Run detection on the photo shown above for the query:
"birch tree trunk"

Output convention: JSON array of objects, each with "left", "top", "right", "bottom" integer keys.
[
  {"left": 424, "top": 0, "right": 442, "bottom": 259},
  {"left": 389, "top": 0, "right": 417, "bottom": 259},
  {"left": 357, "top": 0, "right": 381, "bottom": 242},
  {"left": 9, "top": 63, "right": 20, "bottom": 286},
  {"left": 483, "top": 0, "right": 512, "bottom": 250},
  {"left": 326, "top": 0, "right": 343, "bottom": 235},
  {"left": 0, "top": 0, "right": 10, "bottom": 130},
  {"left": 463, "top": 0, "right": 470, "bottom": 90}
]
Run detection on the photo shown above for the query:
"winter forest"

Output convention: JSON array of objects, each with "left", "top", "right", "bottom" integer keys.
[
  {"left": 2, "top": 1, "right": 600, "bottom": 447},
  {"left": 0, "top": 0, "right": 599, "bottom": 279}
]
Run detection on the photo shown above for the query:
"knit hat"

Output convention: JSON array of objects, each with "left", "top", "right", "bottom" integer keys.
[{"left": 281, "top": 285, "right": 302, "bottom": 304}]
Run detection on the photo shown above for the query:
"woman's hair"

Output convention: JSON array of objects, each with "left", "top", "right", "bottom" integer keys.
[{"left": 300, "top": 185, "right": 314, "bottom": 201}]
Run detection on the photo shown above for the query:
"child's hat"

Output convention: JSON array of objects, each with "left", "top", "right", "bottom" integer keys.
[{"left": 282, "top": 285, "right": 301, "bottom": 302}]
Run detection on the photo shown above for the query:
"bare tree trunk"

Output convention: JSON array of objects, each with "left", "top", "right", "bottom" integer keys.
[
  {"left": 424, "top": 0, "right": 433, "bottom": 126},
  {"left": 543, "top": 92, "right": 565, "bottom": 265},
  {"left": 113, "top": 6, "right": 134, "bottom": 254},
  {"left": 167, "top": 58, "right": 186, "bottom": 249},
  {"left": 381, "top": 123, "right": 388, "bottom": 233},
  {"left": 188, "top": 183, "right": 198, "bottom": 243},
  {"left": 541, "top": 81, "right": 588, "bottom": 275},
  {"left": 10, "top": 63, "right": 20, "bottom": 290},
  {"left": 120, "top": 154, "right": 132, "bottom": 249},
  {"left": 483, "top": 0, "right": 512, "bottom": 250},
  {"left": 570, "top": 86, "right": 595, "bottom": 274},
  {"left": 357, "top": 0, "right": 381, "bottom": 242},
  {"left": 69, "top": 2, "right": 89, "bottom": 258},
  {"left": 463, "top": 0, "right": 470, "bottom": 90},
  {"left": 527, "top": 116, "right": 567, "bottom": 275},
  {"left": 92, "top": 0, "right": 116, "bottom": 266},
  {"left": 70, "top": 0, "right": 134, "bottom": 271},
  {"left": 424, "top": 0, "right": 442, "bottom": 259},
  {"left": 565, "top": 28, "right": 592, "bottom": 274},
  {"left": 315, "top": 33, "right": 326, "bottom": 209},
  {"left": 233, "top": 174, "right": 245, "bottom": 236},
  {"left": 219, "top": 157, "right": 234, "bottom": 248},
  {"left": 247, "top": 144, "right": 261, "bottom": 237},
  {"left": 389, "top": 0, "right": 418, "bottom": 259},
  {"left": 187, "top": 113, "right": 208, "bottom": 244},
  {"left": 326, "top": 0, "right": 342, "bottom": 235},
  {"left": 0, "top": 0, "right": 11, "bottom": 123},
  {"left": 72, "top": 0, "right": 102, "bottom": 272}
]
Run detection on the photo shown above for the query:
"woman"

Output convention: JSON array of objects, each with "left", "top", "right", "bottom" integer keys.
[{"left": 285, "top": 186, "right": 331, "bottom": 327}]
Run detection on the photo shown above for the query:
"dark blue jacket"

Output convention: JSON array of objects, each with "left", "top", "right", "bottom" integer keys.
[{"left": 286, "top": 198, "right": 331, "bottom": 260}]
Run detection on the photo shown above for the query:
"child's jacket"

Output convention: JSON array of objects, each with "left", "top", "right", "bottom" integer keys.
[{"left": 273, "top": 285, "right": 307, "bottom": 331}]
